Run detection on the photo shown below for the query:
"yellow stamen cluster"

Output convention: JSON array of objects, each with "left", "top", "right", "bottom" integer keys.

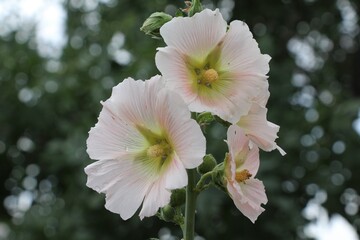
[
  {"left": 194, "top": 67, "right": 219, "bottom": 87},
  {"left": 147, "top": 144, "right": 166, "bottom": 159},
  {"left": 202, "top": 69, "right": 219, "bottom": 84},
  {"left": 235, "top": 169, "right": 252, "bottom": 183}
]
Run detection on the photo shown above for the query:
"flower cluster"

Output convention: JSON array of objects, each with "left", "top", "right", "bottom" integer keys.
[{"left": 84, "top": 8, "right": 284, "bottom": 225}]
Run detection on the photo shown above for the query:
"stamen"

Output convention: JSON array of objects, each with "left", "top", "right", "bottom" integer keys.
[
  {"left": 202, "top": 68, "right": 219, "bottom": 85},
  {"left": 147, "top": 144, "right": 165, "bottom": 159},
  {"left": 235, "top": 169, "right": 252, "bottom": 183}
]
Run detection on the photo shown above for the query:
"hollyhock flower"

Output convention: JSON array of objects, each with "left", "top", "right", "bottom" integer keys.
[
  {"left": 156, "top": 9, "right": 270, "bottom": 124},
  {"left": 225, "top": 125, "right": 268, "bottom": 223},
  {"left": 85, "top": 75, "right": 206, "bottom": 220},
  {"left": 236, "top": 102, "right": 286, "bottom": 155}
]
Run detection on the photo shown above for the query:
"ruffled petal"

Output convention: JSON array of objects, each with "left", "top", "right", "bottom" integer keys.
[
  {"left": 85, "top": 159, "right": 154, "bottom": 220},
  {"left": 231, "top": 178, "right": 267, "bottom": 223},
  {"left": 139, "top": 175, "right": 171, "bottom": 219},
  {"left": 237, "top": 103, "right": 284, "bottom": 154},
  {"left": 219, "top": 20, "right": 271, "bottom": 77},
  {"left": 232, "top": 199, "right": 265, "bottom": 223},
  {"left": 240, "top": 178, "right": 268, "bottom": 208},
  {"left": 155, "top": 47, "right": 197, "bottom": 104},
  {"left": 160, "top": 8, "right": 227, "bottom": 60},
  {"left": 155, "top": 88, "right": 206, "bottom": 169},
  {"left": 86, "top": 102, "right": 148, "bottom": 160}
]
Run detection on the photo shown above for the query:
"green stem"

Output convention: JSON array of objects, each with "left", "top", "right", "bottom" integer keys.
[{"left": 184, "top": 169, "right": 197, "bottom": 240}]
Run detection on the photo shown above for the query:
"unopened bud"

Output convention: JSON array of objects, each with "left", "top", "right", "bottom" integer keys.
[
  {"left": 170, "top": 188, "right": 186, "bottom": 207},
  {"left": 140, "top": 12, "right": 172, "bottom": 39},
  {"left": 197, "top": 154, "right": 217, "bottom": 174},
  {"left": 161, "top": 204, "right": 175, "bottom": 222},
  {"left": 188, "top": 0, "right": 203, "bottom": 17},
  {"left": 196, "top": 112, "right": 214, "bottom": 126}
]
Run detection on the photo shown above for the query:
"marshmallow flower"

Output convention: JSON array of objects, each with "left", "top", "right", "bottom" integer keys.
[
  {"left": 225, "top": 125, "right": 268, "bottom": 223},
  {"left": 85, "top": 76, "right": 206, "bottom": 220},
  {"left": 156, "top": 9, "right": 270, "bottom": 124}
]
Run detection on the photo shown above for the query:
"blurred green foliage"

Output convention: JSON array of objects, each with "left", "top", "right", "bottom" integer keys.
[{"left": 0, "top": 0, "right": 360, "bottom": 239}]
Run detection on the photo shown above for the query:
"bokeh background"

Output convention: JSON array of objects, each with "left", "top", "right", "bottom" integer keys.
[{"left": 1, "top": 0, "right": 360, "bottom": 239}]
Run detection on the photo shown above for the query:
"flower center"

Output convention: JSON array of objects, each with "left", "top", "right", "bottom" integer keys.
[
  {"left": 235, "top": 169, "right": 252, "bottom": 183},
  {"left": 146, "top": 141, "right": 172, "bottom": 163},
  {"left": 202, "top": 68, "right": 219, "bottom": 85}
]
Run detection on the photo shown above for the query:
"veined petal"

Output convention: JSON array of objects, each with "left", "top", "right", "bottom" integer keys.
[
  {"left": 240, "top": 178, "right": 268, "bottom": 208},
  {"left": 155, "top": 47, "right": 198, "bottom": 105},
  {"left": 159, "top": 8, "right": 227, "bottom": 60},
  {"left": 237, "top": 103, "right": 284, "bottom": 154},
  {"left": 139, "top": 175, "right": 171, "bottom": 219},
  {"left": 85, "top": 159, "right": 153, "bottom": 220},
  {"left": 219, "top": 20, "right": 271, "bottom": 76},
  {"left": 164, "top": 154, "right": 188, "bottom": 189},
  {"left": 232, "top": 198, "right": 265, "bottom": 223},
  {"left": 86, "top": 102, "right": 148, "bottom": 160},
  {"left": 85, "top": 76, "right": 206, "bottom": 220},
  {"left": 155, "top": 88, "right": 206, "bottom": 169}
]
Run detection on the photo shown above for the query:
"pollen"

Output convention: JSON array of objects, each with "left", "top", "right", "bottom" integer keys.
[
  {"left": 147, "top": 144, "right": 165, "bottom": 159},
  {"left": 202, "top": 68, "right": 219, "bottom": 84},
  {"left": 235, "top": 169, "right": 252, "bottom": 183}
]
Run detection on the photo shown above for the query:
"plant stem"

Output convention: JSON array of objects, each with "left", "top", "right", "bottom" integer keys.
[{"left": 184, "top": 169, "right": 197, "bottom": 240}]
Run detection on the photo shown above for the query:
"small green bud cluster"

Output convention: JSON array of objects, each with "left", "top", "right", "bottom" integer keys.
[{"left": 140, "top": 12, "right": 172, "bottom": 39}]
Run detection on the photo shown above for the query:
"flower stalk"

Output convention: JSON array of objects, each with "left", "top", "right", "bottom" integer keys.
[{"left": 184, "top": 168, "right": 197, "bottom": 240}]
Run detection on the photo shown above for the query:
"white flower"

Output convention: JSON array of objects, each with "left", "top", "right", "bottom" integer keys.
[
  {"left": 225, "top": 125, "right": 268, "bottom": 223},
  {"left": 156, "top": 9, "right": 270, "bottom": 124},
  {"left": 85, "top": 75, "right": 206, "bottom": 220}
]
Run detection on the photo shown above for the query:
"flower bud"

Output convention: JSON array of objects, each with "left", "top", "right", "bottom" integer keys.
[
  {"left": 197, "top": 154, "right": 217, "bottom": 174},
  {"left": 188, "top": 0, "right": 203, "bottom": 17},
  {"left": 196, "top": 112, "right": 214, "bottom": 126},
  {"left": 170, "top": 188, "right": 186, "bottom": 207},
  {"left": 140, "top": 12, "right": 172, "bottom": 39},
  {"left": 211, "top": 162, "right": 226, "bottom": 192},
  {"left": 161, "top": 204, "right": 176, "bottom": 222}
]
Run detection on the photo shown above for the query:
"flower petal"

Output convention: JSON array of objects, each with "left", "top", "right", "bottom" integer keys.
[
  {"left": 237, "top": 103, "right": 284, "bottom": 154},
  {"left": 155, "top": 47, "right": 197, "bottom": 104},
  {"left": 85, "top": 158, "right": 153, "bottom": 220},
  {"left": 219, "top": 20, "right": 271, "bottom": 76},
  {"left": 164, "top": 154, "right": 188, "bottom": 189},
  {"left": 159, "top": 8, "right": 227, "bottom": 60},
  {"left": 155, "top": 88, "right": 206, "bottom": 169},
  {"left": 139, "top": 176, "right": 171, "bottom": 219},
  {"left": 240, "top": 178, "right": 268, "bottom": 208},
  {"left": 231, "top": 178, "right": 267, "bottom": 223}
]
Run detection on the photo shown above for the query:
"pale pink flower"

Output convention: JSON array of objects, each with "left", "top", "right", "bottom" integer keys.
[
  {"left": 225, "top": 125, "right": 268, "bottom": 223},
  {"left": 236, "top": 102, "right": 286, "bottom": 155},
  {"left": 155, "top": 9, "right": 270, "bottom": 124},
  {"left": 85, "top": 75, "right": 206, "bottom": 220}
]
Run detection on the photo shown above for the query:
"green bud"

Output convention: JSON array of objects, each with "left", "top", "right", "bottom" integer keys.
[
  {"left": 197, "top": 154, "right": 217, "bottom": 174},
  {"left": 188, "top": 0, "right": 203, "bottom": 17},
  {"left": 140, "top": 12, "right": 172, "bottom": 39},
  {"left": 196, "top": 112, "right": 214, "bottom": 126},
  {"left": 161, "top": 204, "right": 176, "bottom": 222},
  {"left": 211, "top": 162, "right": 227, "bottom": 192},
  {"left": 170, "top": 188, "right": 186, "bottom": 207}
]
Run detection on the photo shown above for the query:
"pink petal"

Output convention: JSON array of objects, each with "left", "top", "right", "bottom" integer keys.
[
  {"left": 219, "top": 20, "right": 271, "bottom": 76},
  {"left": 229, "top": 178, "right": 267, "bottom": 223},
  {"left": 139, "top": 176, "right": 171, "bottom": 219},
  {"left": 159, "top": 9, "right": 227, "bottom": 60},
  {"left": 233, "top": 199, "right": 265, "bottom": 223},
  {"left": 238, "top": 103, "right": 283, "bottom": 153},
  {"left": 238, "top": 146, "right": 260, "bottom": 177},
  {"left": 86, "top": 102, "right": 147, "bottom": 160},
  {"left": 85, "top": 159, "right": 153, "bottom": 220},
  {"left": 155, "top": 88, "right": 206, "bottom": 169},
  {"left": 164, "top": 154, "right": 188, "bottom": 189},
  {"left": 155, "top": 47, "right": 197, "bottom": 104}
]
